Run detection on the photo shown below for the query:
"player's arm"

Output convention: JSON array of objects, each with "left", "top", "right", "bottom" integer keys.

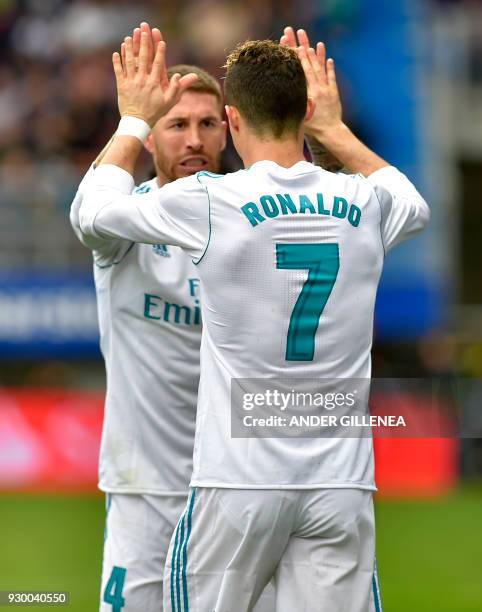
[
  {"left": 74, "top": 23, "right": 197, "bottom": 253},
  {"left": 98, "top": 25, "right": 197, "bottom": 173},
  {"left": 281, "top": 27, "right": 387, "bottom": 176},
  {"left": 281, "top": 29, "right": 343, "bottom": 171},
  {"left": 69, "top": 136, "right": 138, "bottom": 264},
  {"left": 282, "top": 27, "right": 429, "bottom": 248},
  {"left": 366, "top": 167, "right": 430, "bottom": 251},
  {"left": 69, "top": 26, "right": 151, "bottom": 261},
  {"left": 79, "top": 28, "right": 208, "bottom": 258},
  {"left": 296, "top": 31, "right": 429, "bottom": 249},
  {"left": 80, "top": 164, "right": 208, "bottom": 259},
  {"left": 304, "top": 135, "right": 344, "bottom": 172},
  {"left": 84, "top": 22, "right": 159, "bottom": 173}
]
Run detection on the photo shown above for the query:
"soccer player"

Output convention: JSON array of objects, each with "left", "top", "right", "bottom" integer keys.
[
  {"left": 69, "top": 24, "right": 228, "bottom": 611},
  {"left": 78, "top": 28, "right": 429, "bottom": 612}
]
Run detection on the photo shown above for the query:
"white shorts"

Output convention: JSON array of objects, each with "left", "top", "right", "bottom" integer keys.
[
  {"left": 164, "top": 487, "right": 383, "bottom": 612},
  {"left": 100, "top": 493, "right": 187, "bottom": 612}
]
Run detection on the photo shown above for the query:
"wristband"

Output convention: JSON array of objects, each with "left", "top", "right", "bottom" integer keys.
[{"left": 116, "top": 116, "right": 151, "bottom": 143}]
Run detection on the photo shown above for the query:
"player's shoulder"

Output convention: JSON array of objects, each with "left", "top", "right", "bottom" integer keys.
[
  {"left": 138, "top": 174, "right": 209, "bottom": 200},
  {"left": 319, "top": 166, "right": 369, "bottom": 187},
  {"left": 301, "top": 165, "right": 383, "bottom": 221},
  {"left": 193, "top": 168, "right": 251, "bottom": 197},
  {"left": 196, "top": 170, "right": 224, "bottom": 180},
  {"left": 323, "top": 167, "right": 380, "bottom": 201},
  {"left": 195, "top": 168, "right": 237, "bottom": 186}
]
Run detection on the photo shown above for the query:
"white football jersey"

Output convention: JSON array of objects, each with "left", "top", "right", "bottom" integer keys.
[
  {"left": 71, "top": 168, "right": 201, "bottom": 495},
  {"left": 80, "top": 160, "right": 429, "bottom": 490}
]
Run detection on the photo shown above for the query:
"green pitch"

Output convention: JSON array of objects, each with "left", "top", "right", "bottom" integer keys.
[{"left": 0, "top": 487, "right": 481, "bottom": 611}]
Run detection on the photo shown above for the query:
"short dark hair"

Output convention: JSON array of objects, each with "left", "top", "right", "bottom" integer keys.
[
  {"left": 167, "top": 64, "right": 223, "bottom": 112},
  {"left": 224, "top": 40, "right": 307, "bottom": 138}
]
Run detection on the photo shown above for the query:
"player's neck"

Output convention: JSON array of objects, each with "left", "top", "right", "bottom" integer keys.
[{"left": 240, "top": 133, "right": 306, "bottom": 169}]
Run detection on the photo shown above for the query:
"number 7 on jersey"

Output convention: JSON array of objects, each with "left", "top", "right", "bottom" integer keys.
[{"left": 276, "top": 243, "right": 340, "bottom": 362}]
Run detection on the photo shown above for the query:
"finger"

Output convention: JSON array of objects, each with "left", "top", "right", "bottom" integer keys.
[
  {"left": 112, "top": 52, "right": 124, "bottom": 86},
  {"left": 140, "top": 22, "right": 154, "bottom": 69},
  {"left": 133, "top": 27, "right": 141, "bottom": 57},
  {"left": 124, "top": 36, "right": 135, "bottom": 78},
  {"left": 282, "top": 26, "right": 297, "bottom": 48},
  {"left": 297, "top": 45, "right": 316, "bottom": 84},
  {"left": 326, "top": 58, "right": 338, "bottom": 89},
  {"left": 121, "top": 42, "right": 127, "bottom": 77},
  {"left": 138, "top": 31, "right": 149, "bottom": 75},
  {"left": 140, "top": 21, "right": 151, "bottom": 35},
  {"left": 280, "top": 35, "right": 289, "bottom": 46},
  {"left": 166, "top": 72, "right": 199, "bottom": 103},
  {"left": 150, "top": 28, "right": 162, "bottom": 72},
  {"left": 308, "top": 46, "right": 327, "bottom": 85},
  {"left": 159, "top": 41, "right": 169, "bottom": 88},
  {"left": 165, "top": 73, "right": 183, "bottom": 107},
  {"left": 150, "top": 41, "right": 169, "bottom": 88},
  {"left": 316, "top": 42, "right": 327, "bottom": 69},
  {"left": 152, "top": 28, "right": 163, "bottom": 47},
  {"left": 178, "top": 72, "right": 199, "bottom": 90},
  {"left": 297, "top": 29, "right": 310, "bottom": 49},
  {"left": 151, "top": 43, "right": 163, "bottom": 82},
  {"left": 316, "top": 43, "right": 328, "bottom": 86}
]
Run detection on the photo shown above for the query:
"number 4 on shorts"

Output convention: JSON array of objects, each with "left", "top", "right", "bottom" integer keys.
[
  {"left": 103, "top": 566, "right": 126, "bottom": 612},
  {"left": 276, "top": 243, "right": 340, "bottom": 361}
]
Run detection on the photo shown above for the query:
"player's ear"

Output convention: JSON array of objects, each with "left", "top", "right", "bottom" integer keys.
[
  {"left": 144, "top": 132, "right": 155, "bottom": 155},
  {"left": 220, "top": 120, "right": 228, "bottom": 151},
  {"left": 225, "top": 105, "right": 240, "bottom": 133},
  {"left": 305, "top": 97, "right": 315, "bottom": 124}
]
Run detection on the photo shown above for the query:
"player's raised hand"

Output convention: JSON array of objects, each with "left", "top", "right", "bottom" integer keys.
[
  {"left": 112, "top": 26, "right": 198, "bottom": 128},
  {"left": 132, "top": 22, "right": 163, "bottom": 72},
  {"left": 281, "top": 27, "right": 342, "bottom": 136}
]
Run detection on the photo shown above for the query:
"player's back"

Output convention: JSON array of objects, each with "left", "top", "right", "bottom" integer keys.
[
  {"left": 198, "top": 160, "right": 382, "bottom": 378},
  {"left": 79, "top": 157, "right": 428, "bottom": 490},
  {"left": 191, "top": 160, "right": 386, "bottom": 489}
]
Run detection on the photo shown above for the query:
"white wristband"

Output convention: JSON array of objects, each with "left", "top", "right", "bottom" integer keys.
[{"left": 116, "top": 116, "right": 151, "bottom": 143}]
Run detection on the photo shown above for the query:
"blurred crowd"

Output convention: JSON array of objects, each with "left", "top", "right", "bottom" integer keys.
[
  {"left": 1, "top": 0, "right": 481, "bottom": 477},
  {"left": 0, "top": 0, "right": 324, "bottom": 270},
  {"left": 0, "top": 1, "right": 149, "bottom": 268},
  {"left": 0, "top": 0, "right": 480, "bottom": 271}
]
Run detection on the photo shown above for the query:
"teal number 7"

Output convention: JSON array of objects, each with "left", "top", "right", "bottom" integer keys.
[{"left": 276, "top": 243, "right": 340, "bottom": 361}]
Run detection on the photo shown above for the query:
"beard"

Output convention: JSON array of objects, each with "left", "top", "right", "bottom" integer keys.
[{"left": 154, "top": 152, "right": 222, "bottom": 185}]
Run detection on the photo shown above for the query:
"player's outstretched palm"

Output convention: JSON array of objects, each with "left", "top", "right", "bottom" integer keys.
[
  {"left": 281, "top": 27, "right": 342, "bottom": 137},
  {"left": 112, "top": 27, "right": 198, "bottom": 128}
]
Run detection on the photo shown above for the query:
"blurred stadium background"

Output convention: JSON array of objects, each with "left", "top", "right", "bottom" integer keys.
[{"left": 1, "top": 0, "right": 482, "bottom": 610}]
